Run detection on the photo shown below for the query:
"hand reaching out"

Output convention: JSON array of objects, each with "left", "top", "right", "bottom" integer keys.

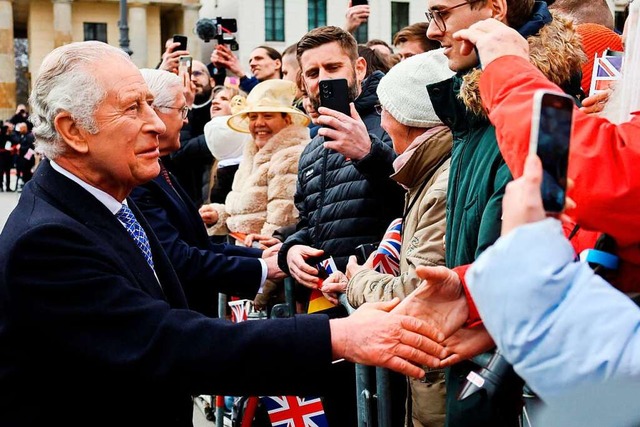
[
  {"left": 392, "top": 266, "right": 469, "bottom": 338},
  {"left": 285, "top": 245, "right": 324, "bottom": 288},
  {"left": 330, "top": 298, "right": 446, "bottom": 378},
  {"left": 439, "top": 326, "right": 495, "bottom": 368}
]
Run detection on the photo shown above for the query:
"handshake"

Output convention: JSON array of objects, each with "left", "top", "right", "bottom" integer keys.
[{"left": 390, "top": 265, "right": 495, "bottom": 370}]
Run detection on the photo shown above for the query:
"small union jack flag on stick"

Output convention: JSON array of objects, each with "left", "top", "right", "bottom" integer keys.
[
  {"left": 261, "top": 396, "right": 328, "bottom": 427},
  {"left": 228, "top": 299, "right": 252, "bottom": 323},
  {"left": 372, "top": 218, "right": 402, "bottom": 276},
  {"left": 589, "top": 53, "right": 624, "bottom": 96}
]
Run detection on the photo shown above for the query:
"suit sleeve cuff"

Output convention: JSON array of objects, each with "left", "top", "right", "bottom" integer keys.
[
  {"left": 453, "top": 264, "right": 483, "bottom": 328},
  {"left": 257, "top": 258, "right": 268, "bottom": 293}
]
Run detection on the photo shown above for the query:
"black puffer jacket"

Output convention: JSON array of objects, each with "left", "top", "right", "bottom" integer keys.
[{"left": 279, "top": 71, "right": 405, "bottom": 272}]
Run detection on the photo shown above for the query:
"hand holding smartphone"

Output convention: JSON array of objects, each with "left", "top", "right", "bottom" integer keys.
[{"left": 529, "top": 90, "right": 573, "bottom": 213}]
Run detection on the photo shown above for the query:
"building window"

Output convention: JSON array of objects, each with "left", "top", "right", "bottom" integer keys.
[
  {"left": 83, "top": 23, "right": 108, "bottom": 43},
  {"left": 308, "top": 0, "right": 327, "bottom": 30},
  {"left": 265, "top": 0, "right": 285, "bottom": 42},
  {"left": 391, "top": 2, "right": 409, "bottom": 39},
  {"left": 354, "top": 22, "right": 368, "bottom": 43}
]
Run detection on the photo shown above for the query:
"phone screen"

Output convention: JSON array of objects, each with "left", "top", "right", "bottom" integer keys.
[{"left": 533, "top": 93, "right": 573, "bottom": 213}]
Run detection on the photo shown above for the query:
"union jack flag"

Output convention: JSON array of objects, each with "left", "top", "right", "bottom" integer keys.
[
  {"left": 372, "top": 218, "right": 402, "bottom": 276},
  {"left": 261, "top": 396, "right": 328, "bottom": 427},
  {"left": 589, "top": 54, "right": 624, "bottom": 96}
]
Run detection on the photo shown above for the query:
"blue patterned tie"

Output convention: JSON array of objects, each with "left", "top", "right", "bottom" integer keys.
[{"left": 116, "top": 204, "right": 155, "bottom": 270}]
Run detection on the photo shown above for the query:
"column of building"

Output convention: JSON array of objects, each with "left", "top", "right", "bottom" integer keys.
[
  {"left": 183, "top": 0, "right": 201, "bottom": 61},
  {"left": 0, "top": 0, "right": 16, "bottom": 119},
  {"left": 52, "top": 0, "right": 73, "bottom": 48},
  {"left": 129, "top": 0, "right": 149, "bottom": 68}
]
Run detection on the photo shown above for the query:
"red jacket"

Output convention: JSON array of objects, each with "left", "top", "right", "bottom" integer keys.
[{"left": 479, "top": 55, "right": 640, "bottom": 293}]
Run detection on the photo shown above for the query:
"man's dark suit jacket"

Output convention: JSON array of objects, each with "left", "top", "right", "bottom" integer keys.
[
  {"left": 130, "top": 171, "right": 263, "bottom": 317},
  {"left": 0, "top": 160, "right": 332, "bottom": 427}
]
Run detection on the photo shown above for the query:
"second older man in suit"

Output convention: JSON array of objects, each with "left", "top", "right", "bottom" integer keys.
[
  {"left": 130, "top": 69, "right": 283, "bottom": 317},
  {"left": 0, "top": 41, "right": 446, "bottom": 426}
]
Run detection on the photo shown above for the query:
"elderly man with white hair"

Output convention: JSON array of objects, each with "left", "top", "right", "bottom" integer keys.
[
  {"left": 0, "top": 41, "right": 447, "bottom": 427},
  {"left": 130, "top": 68, "right": 284, "bottom": 318}
]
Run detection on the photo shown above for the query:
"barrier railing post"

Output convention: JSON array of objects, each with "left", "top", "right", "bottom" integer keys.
[
  {"left": 375, "top": 367, "right": 392, "bottom": 427},
  {"left": 216, "top": 292, "right": 229, "bottom": 427},
  {"left": 339, "top": 294, "right": 375, "bottom": 427}
]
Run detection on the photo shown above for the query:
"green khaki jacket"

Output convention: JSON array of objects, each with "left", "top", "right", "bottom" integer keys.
[{"left": 346, "top": 126, "right": 452, "bottom": 307}]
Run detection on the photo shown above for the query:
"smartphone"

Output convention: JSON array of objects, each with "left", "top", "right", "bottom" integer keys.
[
  {"left": 352, "top": 0, "right": 369, "bottom": 5},
  {"left": 319, "top": 79, "right": 350, "bottom": 141},
  {"left": 319, "top": 79, "right": 350, "bottom": 116},
  {"left": 355, "top": 243, "right": 377, "bottom": 264},
  {"left": 178, "top": 55, "right": 192, "bottom": 78},
  {"left": 217, "top": 18, "right": 238, "bottom": 33},
  {"left": 529, "top": 90, "right": 573, "bottom": 213},
  {"left": 173, "top": 34, "right": 188, "bottom": 52}
]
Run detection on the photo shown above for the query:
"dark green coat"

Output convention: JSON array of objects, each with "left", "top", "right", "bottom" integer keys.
[
  {"left": 428, "top": 74, "right": 522, "bottom": 427},
  {"left": 428, "top": 74, "right": 512, "bottom": 270}
]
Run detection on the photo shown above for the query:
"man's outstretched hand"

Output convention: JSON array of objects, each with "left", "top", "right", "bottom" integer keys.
[
  {"left": 392, "top": 266, "right": 469, "bottom": 338},
  {"left": 330, "top": 298, "right": 446, "bottom": 379}
]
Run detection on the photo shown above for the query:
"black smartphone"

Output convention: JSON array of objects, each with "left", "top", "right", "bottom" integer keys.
[
  {"left": 529, "top": 90, "right": 573, "bottom": 213},
  {"left": 173, "top": 34, "right": 188, "bottom": 52},
  {"left": 355, "top": 243, "right": 377, "bottom": 264},
  {"left": 217, "top": 18, "right": 238, "bottom": 33},
  {"left": 319, "top": 79, "right": 350, "bottom": 116},
  {"left": 319, "top": 79, "right": 350, "bottom": 141},
  {"left": 352, "top": 0, "right": 369, "bottom": 5}
]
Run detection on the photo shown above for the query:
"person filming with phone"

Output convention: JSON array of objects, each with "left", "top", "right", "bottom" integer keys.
[{"left": 277, "top": 25, "right": 405, "bottom": 426}]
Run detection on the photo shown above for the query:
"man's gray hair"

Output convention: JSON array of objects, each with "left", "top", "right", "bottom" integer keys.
[
  {"left": 29, "top": 41, "right": 129, "bottom": 159},
  {"left": 139, "top": 68, "right": 182, "bottom": 107}
]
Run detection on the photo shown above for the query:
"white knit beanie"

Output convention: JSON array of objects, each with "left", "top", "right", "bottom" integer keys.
[{"left": 376, "top": 48, "right": 455, "bottom": 128}]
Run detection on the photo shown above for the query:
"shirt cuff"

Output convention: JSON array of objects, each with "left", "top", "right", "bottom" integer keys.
[
  {"left": 453, "top": 264, "right": 483, "bottom": 328},
  {"left": 257, "top": 258, "right": 268, "bottom": 293}
]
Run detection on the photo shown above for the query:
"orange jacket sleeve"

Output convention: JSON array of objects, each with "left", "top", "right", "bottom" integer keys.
[{"left": 479, "top": 56, "right": 640, "bottom": 249}]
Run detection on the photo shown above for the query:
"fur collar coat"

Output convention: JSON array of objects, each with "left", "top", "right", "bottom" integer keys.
[{"left": 208, "top": 124, "right": 310, "bottom": 236}]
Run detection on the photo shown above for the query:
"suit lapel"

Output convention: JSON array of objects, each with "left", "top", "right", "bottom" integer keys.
[
  {"left": 153, "top": 174, "right": 210, "bottom": 247},
  {"left": 33, "top": 160, "right": 185, "bottom": 304}
]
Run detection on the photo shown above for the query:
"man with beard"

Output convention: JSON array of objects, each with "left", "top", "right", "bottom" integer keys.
[
  {"left": 277, "top": 26, "right": 405, "bottom": 426},
  {"left": 165, "top": 60, "right": 215, "bottom": 207}
]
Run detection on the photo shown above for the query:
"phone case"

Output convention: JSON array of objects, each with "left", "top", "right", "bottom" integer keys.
[{"left": 319, "top": 79, "right": 350, "bottom": 116}]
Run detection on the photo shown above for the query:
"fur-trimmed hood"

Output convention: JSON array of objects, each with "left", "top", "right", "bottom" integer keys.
[{"left": 459, "top": 11, "right": 586, "bottom": 118}]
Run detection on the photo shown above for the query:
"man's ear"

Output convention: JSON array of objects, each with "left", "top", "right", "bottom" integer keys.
[
  {"left": 54, "top": 112, "right": 90, "bottom": 154},
  {"left": 354, "top": 56, "right": 367, "bottom": 83},
  {"left": 488, "top": 0, "right": 508, "bottom": 23}
]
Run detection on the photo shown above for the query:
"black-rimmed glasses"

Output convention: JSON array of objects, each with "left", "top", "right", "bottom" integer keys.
[
  {"left": 425, "top": 0, "right": 484, "bottom": 33},
  {"left": 155, "top": 105, "right": 189, "bottom": 119}
]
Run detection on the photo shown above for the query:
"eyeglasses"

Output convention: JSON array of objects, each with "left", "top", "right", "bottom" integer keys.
[
  {"left": 154, "top": 105, "right": 189, "bottom": 119},
  {"left": 425, "top": 0, "right": 484, "bottom": 33}
]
